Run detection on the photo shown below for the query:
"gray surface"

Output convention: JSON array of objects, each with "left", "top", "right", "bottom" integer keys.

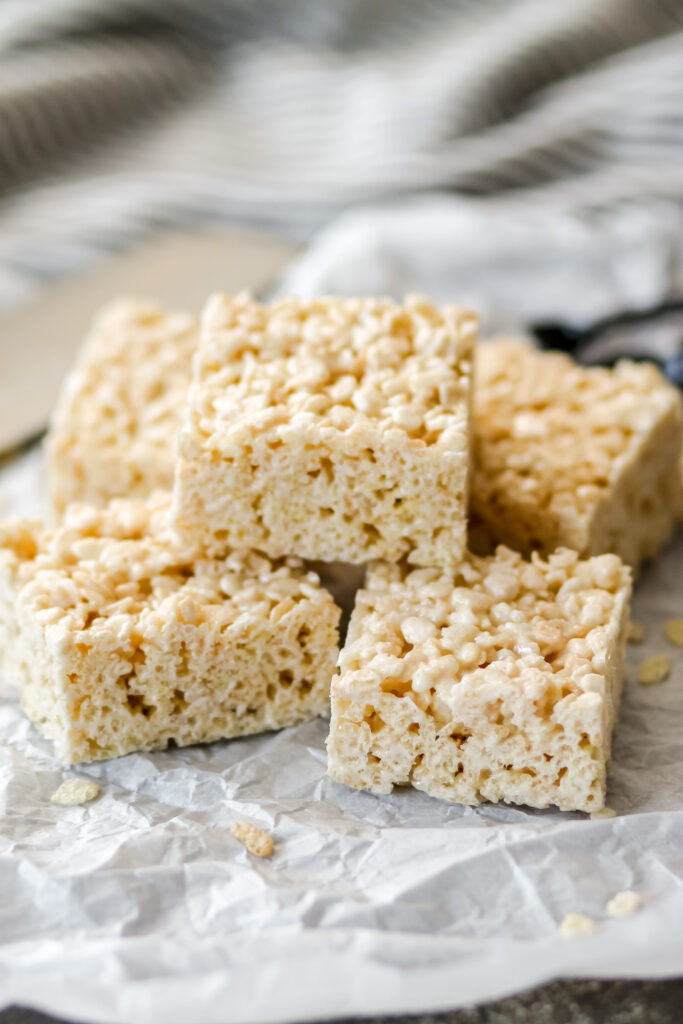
[{"left": 2, "top": 980, "right": 683, "bottom": 1024}]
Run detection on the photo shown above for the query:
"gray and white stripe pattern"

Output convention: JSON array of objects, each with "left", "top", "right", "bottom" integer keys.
[{"left": 0, "top": 0, "right": 683, "bottom": 302}]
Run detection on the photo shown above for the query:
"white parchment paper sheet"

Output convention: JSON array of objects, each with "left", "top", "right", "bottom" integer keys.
[{"left": 0, "top": 446, "right": 682, "bottom": 1024}]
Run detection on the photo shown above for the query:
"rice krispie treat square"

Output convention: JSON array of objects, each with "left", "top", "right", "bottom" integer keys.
[
  {"left": 327, "top": 546, "right": 631, "bottom": 812},
  {"left": 472, "top": 339, "right": 683, "bottom": 569},
  {"left": 172, "top": 293, "right": 476, "bottom": 568},
  {"left": 0, "top": 494, "right": 340, "bottom": 764},
  {"left": 0, "top": 518, "right": 42, "bottom": 688},
  {"left": 47, "top": 298, "right": 197, "bottom": 516}
]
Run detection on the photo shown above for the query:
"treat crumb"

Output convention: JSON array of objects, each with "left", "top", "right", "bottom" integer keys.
[
  {"left": 627, "top": 620, "right": 645, "bottom": 644},
  {"left": 231, "top": 821, "right": 274, "bottom": 858},
  {"left": 559, "top": 913, "right": 597, "bottom": 940},
  {"left": 50, "top": 779, "right": 100, "bottom": 806},
  {"left": 606, "top": 890, "right": 643, "bottom": 918},
  {"left": 664, "top": 619, "right": 683, "bottom": 647},
  {"left": 637, "top": 654, "right": 671, "bottom": 686},
  {"left": 590, "top": 806, "right": 617, "bottom": 820}
]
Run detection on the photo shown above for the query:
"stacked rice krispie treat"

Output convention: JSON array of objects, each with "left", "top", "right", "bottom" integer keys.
[
  {"left": 48, "top": 298, "right": 198, "bottom": 515},
  {"left": 172, "top": 293, "right": 476, "bottom": 567},
  {"left": 2, "top": 290, "right": 681, "bottom": 813},
  {"left": 472, "top": 339, "right": 683, "bottom": 570}
]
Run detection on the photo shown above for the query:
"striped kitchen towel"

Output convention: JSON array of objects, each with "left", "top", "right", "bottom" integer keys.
[{"left": 1, "top": 0, "right": 683, "bottom": 313}]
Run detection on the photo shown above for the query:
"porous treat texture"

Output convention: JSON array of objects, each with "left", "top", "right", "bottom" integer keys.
[
  {"left": 327, "top": 546, "right": 631, "bottom": 812},
  {"left": 0, "top": 518, "right": 42, "bottom": 687},
  {"left": 47, "top": 298, "right": 197, "bottom": 515},
  {"left": 172, "top": 293, "right": 476, "bottom": 568},
  {"left": 472, "top": 339, "right": 683, "bottom": 570},
  {"left": 0, "top": 494, "right": 340, "bottom": 764}
]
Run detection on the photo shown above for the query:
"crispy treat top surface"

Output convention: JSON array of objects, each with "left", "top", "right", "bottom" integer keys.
[
  {"left": 189, "top": 292, "right": 476, "bottom": 449},
  {"left": 344, "top": 546, "right": 631, "bottom": 702},
  {"left": 51, "top": 298, "right": 197, "bottom": 449},
  {"left": 0, "top": 494, "right": 331, "bottom": 639},
  {"left": 474, "top": 339, "right": 682, "bottom": 516}
]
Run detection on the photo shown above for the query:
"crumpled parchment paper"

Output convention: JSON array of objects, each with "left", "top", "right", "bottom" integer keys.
[{"left": 0, "top": 442, "right": 682, "bottom": 1024}]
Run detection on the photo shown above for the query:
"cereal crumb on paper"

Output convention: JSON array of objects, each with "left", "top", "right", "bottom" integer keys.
[
  {"left": 559, "top": 913, "right": 597, "bottom": 939},
  {"left": 627, "top": 620, "right": 644, "bottom": 644},
  {"left": 637, "top": 654, "right": 671, "bottom": 686},
  {"left": 606, "top": 890, "right": 643, "bottom": 918},
  {"left": 50, "top": 779, "right": 100, "bottom": 806},
  {"left": 231, "top": 821, "right": 274, "bottom": 858},
  {"left": 664, "top": 619, "right": 683, "bottom": 647},
  {"left": 590, "top": 806, "right": 617, "bottom": 820}
]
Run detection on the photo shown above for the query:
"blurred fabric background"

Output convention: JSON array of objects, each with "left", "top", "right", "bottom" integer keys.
[{"left": 2, "top": 0, "right": 683, "bottom": 323}]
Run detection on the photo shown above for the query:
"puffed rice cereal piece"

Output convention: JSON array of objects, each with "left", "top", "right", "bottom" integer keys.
[
  {"left": 327, "top": 546, "right": 631, "bottom": 813},
  {"left": 664, "top": 619, "right": 683, "bottom": 647},
  {"left": 606, "top": 890, "right": 642, "bottom": 918},
  {"left": 627, "top": 621, "right": 645, "bottom": 644},
  {"left": 50, "top": 778, "right": 100, "bottom": 805},
  {"left": 47, "top": 298, "right": 197, "bottom": 516},
  {"left": 0, "top": 517, "right": 43, "bottom": 687},
  {"left": 172, "top": 293, "right": 476, "bottom": 569},
  {"left": 559, "top": 913, "right": 597, "bottom": 939},
  {"left": 0, "top": 493, "right": 340, "bottom": 764},
  {"left": 231, "top": 821, "right": 274, "bottom": 858},
  {"left": 637, "top": 654, "right": 671, "bottom": 686},
  {"left": 590, "top": 806, "right": 617, "bottom": 820},
  {"left": 472, "top": 339, "right": 683, "bottom": 571}
]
